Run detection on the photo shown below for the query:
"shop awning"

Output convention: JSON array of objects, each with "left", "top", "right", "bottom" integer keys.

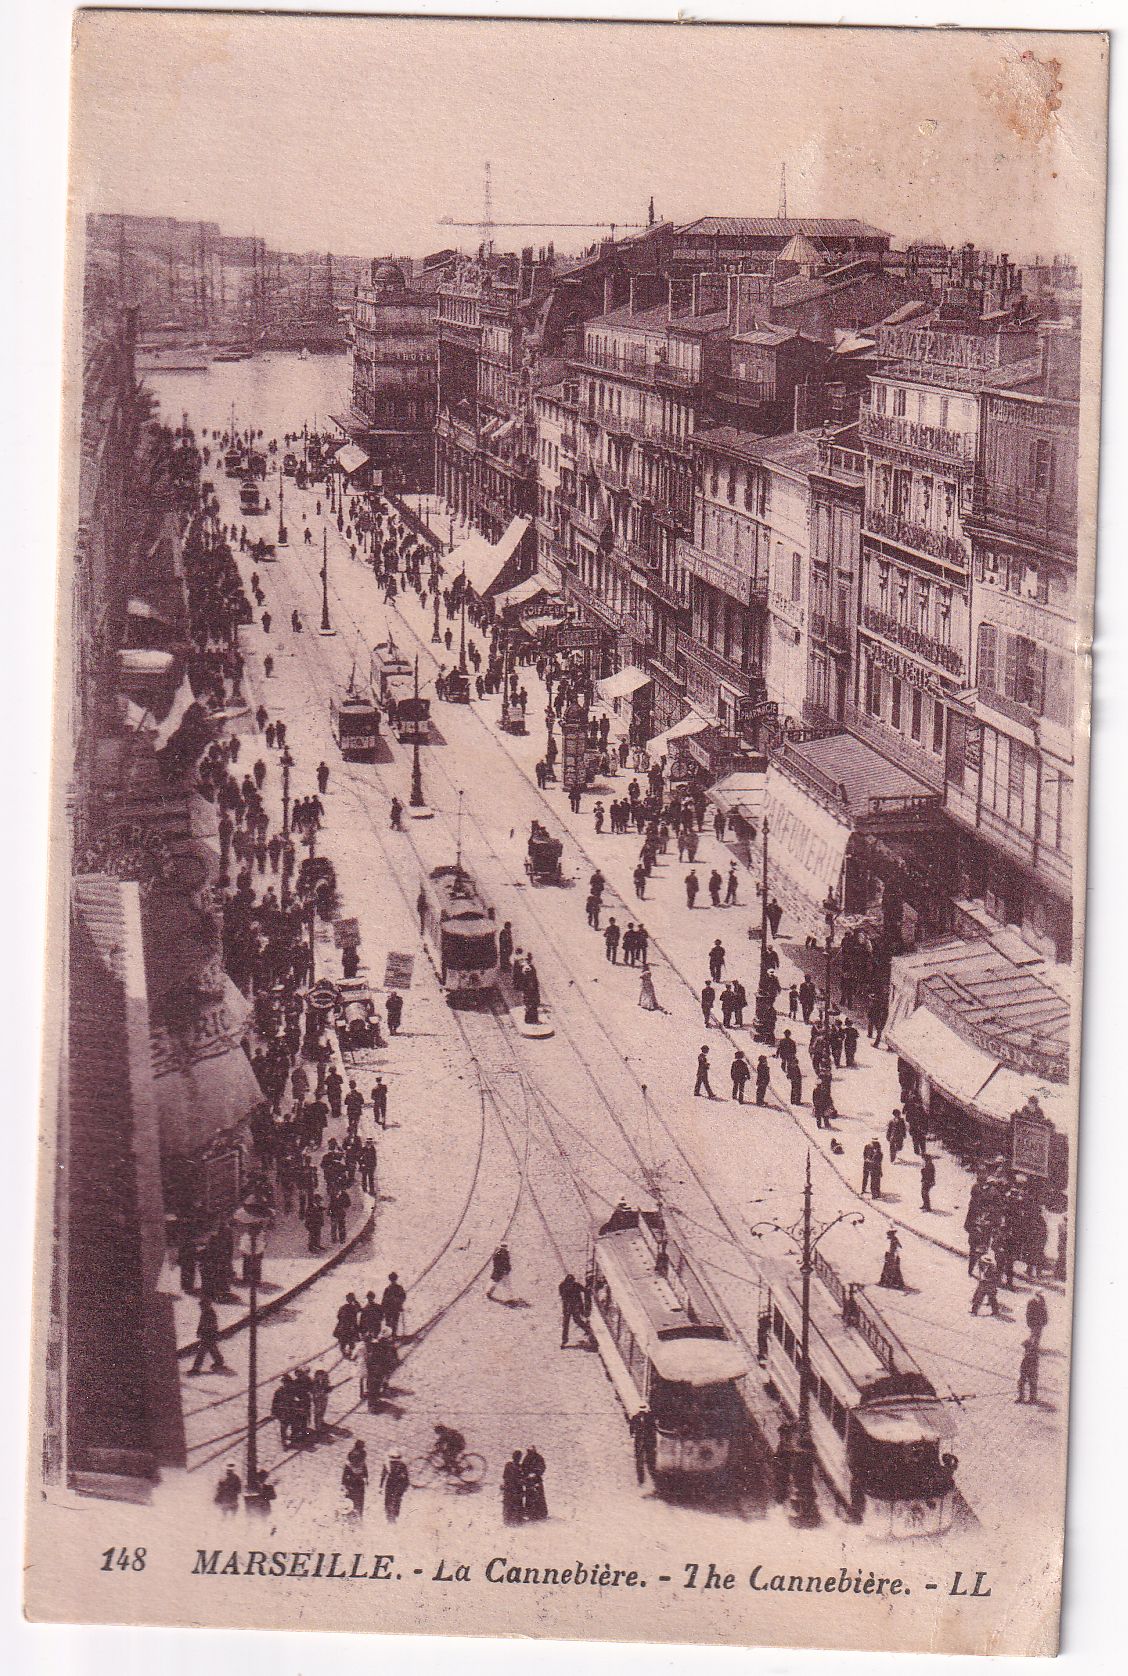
[
  {"left": 493, "top": 418, "right": 518, "bottom": 445},
  {"left": 598, "top": 665, "right": 651, "bottom": 703},
  {"left": 710, "top": 770, "right": 767, "bottom": 823},
  {"left": 764, "top": 761, "right": 852, "bottom": 914},
  {"left": 452, "top": 532, "right": 506, "bottom": 598},
  {"left": 884, "top": 1006, "right": 1000, "bottom": 1107},
  {"left": 646, "top": 710, "right": 711, "bottom": 757},
  {"left": 973, "top": 1065, "right": 1071, "bottom": 1132},
  {"left": 333, "top": 442, "right": 369, "bottom": 477},
  {"left": 493, "top": 574, "right": 551, "bottom": 612}
]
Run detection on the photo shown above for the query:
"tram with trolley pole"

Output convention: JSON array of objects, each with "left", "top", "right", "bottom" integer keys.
[
  {"left": 386, "top": 673, "right": 432, "bottom": 745},
  {"left": 758, "top": 1248, "right": 959, "bottom": 1536},
  {"left": 418, "top": 862, "right": 499, "bottom": 1003},
  {"left": 585, "top": 1204, "right": 753, "bottom": 1498},
  {"left": 330, "top": 672, "right": 381, "bottom": 762}
]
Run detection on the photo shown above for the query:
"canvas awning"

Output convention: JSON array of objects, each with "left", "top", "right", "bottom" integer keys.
[
  {"left": 118, "top": 649, "right": 175, "bottom": 676},
  {"left": 493, "top": 574, "right": 551, "bottom": 612},
  {"left": 646, "top": 710, "right": 711, "bottom": 757},
  {"left": 333, "top": 443, "right": 369, "bottom": 477},
  {"left": 597, "top": 666, "right": 651, "bottom": 703},
  {"left": 709, "top": 770, "right": 767, "bottom": 823},
  {"left": 127, "top": 597, "right": 173, "bottom": 624},
  {"left": 884, "top": 1006, "right": 1000, "bottom": 1107},
  {"left": 764, "top": 761, "right": 852, "bottom": 915},
  {"left": 972, "top": 1065, "right": 1070, "bottom": 1132}
]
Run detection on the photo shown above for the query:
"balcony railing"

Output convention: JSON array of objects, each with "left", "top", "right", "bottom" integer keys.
[
  {"left": 568, "top": 571, "right": 627, "bottom": 630},
  {"left": 815, "top": 438, "right": 865, "bottom": 480},
  {"left": 678, "top": 540, "right": 768, "bottom": 605},
  {"left": 681, "top": 635, "right": 752, "bottom": 685},
  {"left": 860, "top": 604, "right": 965, "bottom": 676},
  {"left": 860, "top": 408, "right": 977, "bottom": 464},
  {"left": 810, "top": 612, "right": 854, "bottom": 654},
  {"left": 970, "top": 479, "right": 1077, "bottom": 544},
  {"left": 716, "top": 375, "right": 776, "bottom": 406},
  {"left": 627, "top": 471, "right": 654, "bottom": 499},
  {"left": 864, "top": 505, "right": 969, "bottom": 567},
  {"left": 595, "top": 458, "right": 630, "bottom": 491},
  {"left": 653, "top": 361, "right": 703, "bottom": 390},
  {"left": 571, "top": 505, "right": 609, "bottom": 542}
]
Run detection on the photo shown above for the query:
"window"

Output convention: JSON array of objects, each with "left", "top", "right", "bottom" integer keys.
[
  {"left": 791, "top": 552, "right": 802, "bottom": 602},
  {"left": 917, "top": 579, "right": 931, "bottom": 628},
  {"left": 893, "top": 387, "right": 907, "bottom": 417},
  {"left": 911, "top": 689, "right": 923, "bottom": 741},
  {"left": 1030, "top": 436, "right": 1055, "bottom": 494},
  {"left": 873, "top": 383, "right": 887, "bottom": 415},
  {"left": 891, "top": 677, "right": 902, "bottom": 730},
  {"left": 727, "top": 466, "right": 737, "bottom": 504},
  {"left": 868, "top": 663, "right": 882, "bottom": 717},
  {"left": 932, "top": 699, "right": 945, "bottom": 755},
  {"left": 709, "top": 466, "right": 719, "bottom": 498}
]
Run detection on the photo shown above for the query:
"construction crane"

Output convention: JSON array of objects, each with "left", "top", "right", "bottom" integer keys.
[{"left": 440, "top": 160, "right": 648, "bottom": 248}]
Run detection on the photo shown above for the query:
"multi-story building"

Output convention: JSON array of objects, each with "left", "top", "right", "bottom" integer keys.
[
  {"left": 806, "top": 423, "right": 865, "bottom": 728},
  {"left": 343, "top": 259, "right": 443, "bottom": 493},
  {"left": 944, "top": 323, "right": 1080, "bottom": 960},
  {"left": 670, "top": 216, "right": 891, "bottom": 274},
  {"left": 679, "top": 428, "right": 771, "bottom": 737},
  {"left": 563, "top": 281, "right": 730, "bottom": 734},
  {"left": 854, "top": 308, "right": 1039, "bottom": 791},
  {"left": 434, "top": 250, "right": 550, "bottom": 571},
  {"left": 532, "top": 378, "right": 576, "bottom": 593}
]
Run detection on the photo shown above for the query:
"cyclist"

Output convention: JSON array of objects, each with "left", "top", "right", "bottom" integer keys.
[{"left": 434, "top": 1423, "right": 466, "bottom": 1473}]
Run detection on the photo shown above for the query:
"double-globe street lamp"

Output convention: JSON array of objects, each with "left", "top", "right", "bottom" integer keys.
[
  {"left": 752, "top": 1156, "right": 865, "bottom": 1529},
  {"left": 753, "top": 817, "right": 777, "bottom": 1044}
]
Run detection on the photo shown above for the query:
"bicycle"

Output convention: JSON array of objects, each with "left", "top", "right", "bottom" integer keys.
[{"left": 408, "top": 1444, "right": 487, "bottom": 1490}]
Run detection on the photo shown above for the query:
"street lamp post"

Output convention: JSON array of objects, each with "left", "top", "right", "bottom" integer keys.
[
  {"left": 319, "top": 528, "right": 336, "bottom": 636},
  {"left": 752, "top": 1156, "right": 864, "bottom": 1529},
  {"left": 432, "top": 592, "right": 441, "bottom": 644},
  {"left": 231, "top": 1192, "right": 273, "bottom": 1503},
  {"left": 409, "top": 656, "right": 426, "bottom": 810},
  {"left": 458, "top": 566, "right": 468, "bottom": 674},
  {"left": 753, "top": 818, "right": 777, "bottom": 1044},
  {"left": 280, "top": 746, "right": 294, "bottom": 838},
  {"left": 817, "top": 888, "right": 840, "bottom": 1119},
  {"left": 277, "top": 466, "right": 288, "bottom": 547}
]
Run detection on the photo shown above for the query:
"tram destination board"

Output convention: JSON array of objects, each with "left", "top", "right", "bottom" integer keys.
[{"left": 23, "top": 7, "right": 1108, "bottom": 1665}]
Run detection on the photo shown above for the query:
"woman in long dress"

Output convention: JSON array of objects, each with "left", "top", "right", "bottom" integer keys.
[
  {"left": 521, "top": 1447, "right": 548, "bottom": 1521},
  {"left": 638, "top": 965, "right": 665, "bottom": 1013}
]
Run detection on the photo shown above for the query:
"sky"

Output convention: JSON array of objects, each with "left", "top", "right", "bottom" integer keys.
[{"left": 68, "top": 14, "right": 1107, "bottom": 266}]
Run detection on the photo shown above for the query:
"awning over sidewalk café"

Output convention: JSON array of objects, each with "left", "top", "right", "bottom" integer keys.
[
  {"left": 764, "top": 759, "right": 852, "bottom": 912},
  {"left": 646, "top": 710, "right": 711, "bottom": 758},
  {"left": 493, "top": 573, "right": 553, "bottom": 613},
  {"left": 452, "top": 516, "right": 531, "bottom": 599},
  {"left": 597, "top": 665, "right": 651, "bottom": 703},
  {"left": 709, "top": 769, "right": 767, "bottom": 825},
  {"left": 333, "top": 442, "right": 370, "bottom": 478}
]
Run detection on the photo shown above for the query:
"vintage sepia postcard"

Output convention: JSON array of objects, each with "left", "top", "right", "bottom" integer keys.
[{"left": 24, "top": 8, "right": 1107, "bottom": 1658}]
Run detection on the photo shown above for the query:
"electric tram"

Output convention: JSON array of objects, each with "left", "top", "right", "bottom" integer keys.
[
  {"left": 370, "top": 637, "right": 412, "bottom": 706},
  {"left": 587, "top": 1206, "right": 752, "bottom": 1497},
  {"left": 418, "top": 863, "right": 499, "bottom": 1002},
  {"left": 329, "top": 689, "right": 380, "bottom": 762},
  {"left": 759, "top": 1250, "right": 959, "bottom": 1536},
  {"left": 385, "top": 674, "right": 431, "bottom": 744}
]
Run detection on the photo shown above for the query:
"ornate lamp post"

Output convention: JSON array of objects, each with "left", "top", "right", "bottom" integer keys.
[
  {"left": 816, "top": 887, "right": 840, "bottom": 1119},
  {"left": 319, "top": 528, "right": 335, "bottom": 636},
  {"left": 752, "top": 1156, "right": 864, "bottom": 1529},
  {"left": 408, "top": 656, "right": 433, "bottom": 818},
  {"left": 231, "top": 1191, "right": 273, "bottom": 1501},
  {"left": 432, "top": 592, "right": 442, "bottom": 644},
  {"left": 277, "top": 465, "right": 288, "bottom": 547},
  {"left": 753, "top": 817, "right": 777, "bottom": 1044}
]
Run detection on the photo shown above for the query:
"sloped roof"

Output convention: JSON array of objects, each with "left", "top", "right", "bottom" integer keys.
[
  {"left": 694, "top": 426, "right": 822, "bottom": 474},
  {"left": 777, "top": 232, "right": 826, "bottom": 266},
  {"left": 783, "top": 732, "right": 932, "bottom": 820},
  {"left": 677, "top": 216, "right": 890, "bottom": 241}
]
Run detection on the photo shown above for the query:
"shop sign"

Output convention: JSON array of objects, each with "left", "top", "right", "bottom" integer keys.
[
  {"left": 201, "top": 1148, "right": 243, "bottom": 1217},
  {"left": 556, "top": 624, "right": 601, "bottom": 651},
  {"left": 1011, "top": 1099, "right": 1052, "bottom": 1177}
]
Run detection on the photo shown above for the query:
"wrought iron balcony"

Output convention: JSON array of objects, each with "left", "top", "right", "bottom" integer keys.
[
  {"left": 860, "top": 603, "right": 965, "bottom": 677},
  {"left": 864, "top": 506, "right": 969, "bottom": 567},
  {"left": 860, "top": 407, "right": 977, "bottom": 464}
]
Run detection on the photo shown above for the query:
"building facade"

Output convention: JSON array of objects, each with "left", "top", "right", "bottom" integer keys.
[
  {"left": 945, "top": 325, "right": 1080, "bottom": 960},
  {"left": 345, "top": 260, "right": 441, "bottom": 493},
  {"left": 854, "top": 312, "right": 1039, "bottom": 791}
]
